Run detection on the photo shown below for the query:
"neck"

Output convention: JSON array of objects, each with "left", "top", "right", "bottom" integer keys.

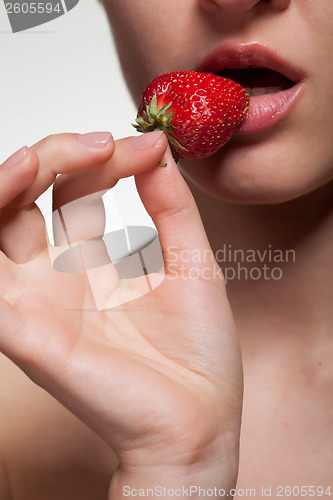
[{"left": 188, "top": 180, "right": 333, "bottom": 357}]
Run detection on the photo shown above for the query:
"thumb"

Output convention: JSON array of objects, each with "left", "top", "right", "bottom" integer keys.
[{"left": 135, "top": 147, "right": 221, "bottom": 280}]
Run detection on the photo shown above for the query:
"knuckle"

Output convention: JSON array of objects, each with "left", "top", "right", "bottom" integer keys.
[{"left": 32, "top": 133, "right": 72, "bottom": 151}]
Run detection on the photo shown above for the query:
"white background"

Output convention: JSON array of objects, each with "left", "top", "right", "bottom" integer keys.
[{"left": 0, "top": 0, "right": 150, "bottom": 225}]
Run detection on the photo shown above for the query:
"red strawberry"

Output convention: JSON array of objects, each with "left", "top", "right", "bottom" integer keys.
[{"left": 133, "top": 71, "right": 250, "bottom": 161}]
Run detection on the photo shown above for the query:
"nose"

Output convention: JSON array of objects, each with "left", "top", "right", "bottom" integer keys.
[{"left": 201, "top": 0, "right": 290, "bottom": 13}]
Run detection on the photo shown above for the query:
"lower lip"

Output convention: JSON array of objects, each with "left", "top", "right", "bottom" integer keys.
[{"left": 234, "top": 83, "right": 304, "bottom": 135}]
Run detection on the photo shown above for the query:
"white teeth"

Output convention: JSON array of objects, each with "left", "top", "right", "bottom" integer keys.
[
  {"left": 267, "top": 86, "right": 283, "bottom": 94},
  {"left": 253, "top": 88, "right": 267, "bottom": 96},
  {"left": 245, "top": 86, "right": 283, "bottom": 97}
]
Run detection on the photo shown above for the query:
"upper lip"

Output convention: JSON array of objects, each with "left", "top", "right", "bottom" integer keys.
[{"left": 197, "top": 42, "right": 306, "bottom": 85}]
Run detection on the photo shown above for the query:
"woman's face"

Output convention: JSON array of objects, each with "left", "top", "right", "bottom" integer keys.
[{"left": 104, "top": 0, "right": 333, "bottom": 204}]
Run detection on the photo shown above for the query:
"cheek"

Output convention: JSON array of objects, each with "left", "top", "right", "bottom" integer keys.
[
  {"left": 297, "top": 0, "right": 333, "bottom": 43},
  {"left": 105, "top": 1, "right": 203, "bottom": 101}
]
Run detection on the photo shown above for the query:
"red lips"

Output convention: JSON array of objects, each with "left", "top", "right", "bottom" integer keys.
[{"left": 198, "top": 42, "right": 306, "bottom": 135}]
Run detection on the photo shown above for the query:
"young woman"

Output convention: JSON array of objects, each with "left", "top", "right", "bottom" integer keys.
[{"left": 0, "top": 0, "right": 332, "bottom": 498}]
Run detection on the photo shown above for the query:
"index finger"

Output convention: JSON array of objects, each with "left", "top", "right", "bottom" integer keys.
[{"left": 52, "top": 131, "right": 168, "bottom": 210}]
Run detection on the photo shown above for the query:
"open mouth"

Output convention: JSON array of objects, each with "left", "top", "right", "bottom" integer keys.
[
  {"left": 214, "top": 67, "right": 295, "bottom": 97},
  {"left": 197, "top": 43, "right": 305, "bottom": 134}
]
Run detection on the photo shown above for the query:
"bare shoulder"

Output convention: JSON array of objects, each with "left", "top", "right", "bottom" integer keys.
[{"left": 0, "top": 354, "right": 117, "bottom": 500}]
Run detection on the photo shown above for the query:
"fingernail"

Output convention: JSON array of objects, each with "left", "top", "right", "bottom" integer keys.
[
  {"left": 130, "top": 131, "right": 164, "bottom": 151},
  {"left": 78, "top": 132, "right": 113, "bottom": 148},
  {"left": 1, "top": 146, "right": 28, "bottom": 168}
]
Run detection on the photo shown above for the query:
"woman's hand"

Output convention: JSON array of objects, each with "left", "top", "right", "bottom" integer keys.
[{"left": 0, "top": 132, "right": 243, "bottom": 498}]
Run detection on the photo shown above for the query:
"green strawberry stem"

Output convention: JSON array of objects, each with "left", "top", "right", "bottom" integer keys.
[{"left": 133, "top": 93, "right": 188, "bottom": 163}]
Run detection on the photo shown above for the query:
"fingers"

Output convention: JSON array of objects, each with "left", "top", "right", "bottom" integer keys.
[
  {"left": 0, "top": 133, "right": 115, "bottom": 264},
  {"left": 0, "top": 146, "right": 39, "bottom": 264},
  {"left": 51, "top": 131, "right": 168, "bottom": 290},
  {"left": 17, "top": 131, "right": 115, "bottom": 208},
  {"left": 135, "top": 148, "right": 222, "bottom": 280},
  {"left": 53, "top": 131, "right": 168, "bottom": 210},
  {"left": 0, "top": 132, "right": 168, "bottom": 266},
  {"left": 0, "top": 206, "right": 50, "bottom": 264},
  {"left": 0, "top": 147, "right": 39, "bottom": 208}
]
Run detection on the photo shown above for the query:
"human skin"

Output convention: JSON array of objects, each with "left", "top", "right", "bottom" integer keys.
[
  {"left": 104, "top": 0, "right": 333, "bottom": 493},
  {"left": 0, "top": 133, "right": 243, "bottom": 500},
  {"left": 0, "top": 0, "right": 332, "bottom": 498},
  {"left": 105, "top": 0, "right": 333, "bottom": 204}
]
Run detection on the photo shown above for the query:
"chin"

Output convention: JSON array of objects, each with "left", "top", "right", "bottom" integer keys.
[{"left": 179, "top": 131, "right": 333, "bottom": 206}]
